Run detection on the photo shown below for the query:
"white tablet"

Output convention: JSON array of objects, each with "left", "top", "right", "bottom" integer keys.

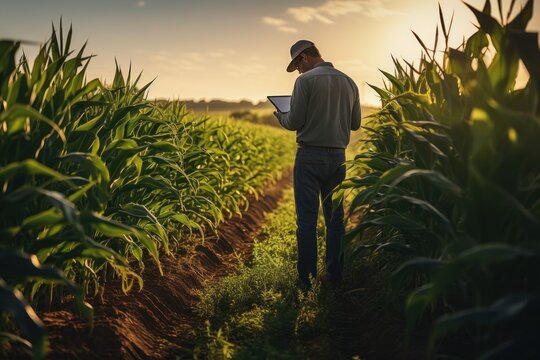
[{"left": 267, "top": 95, "right": 291, "bottom": 113}]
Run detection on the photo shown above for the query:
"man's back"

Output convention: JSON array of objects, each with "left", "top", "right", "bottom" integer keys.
[{"left": 278, "top": 62, "right": 361, "bottom": 148}]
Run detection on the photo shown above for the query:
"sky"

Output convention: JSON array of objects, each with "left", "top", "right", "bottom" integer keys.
[{"left": 1, "top": 0, "right": 539, "bottom": 106}]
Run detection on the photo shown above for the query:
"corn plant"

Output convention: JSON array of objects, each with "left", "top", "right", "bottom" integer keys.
[{"left": 338, "top": 0, "right": 540, "bottom": 358}]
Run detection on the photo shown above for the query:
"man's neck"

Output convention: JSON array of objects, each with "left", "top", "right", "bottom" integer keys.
[{"left": 305, "top": 57, "right": 324, "bottom": 71}]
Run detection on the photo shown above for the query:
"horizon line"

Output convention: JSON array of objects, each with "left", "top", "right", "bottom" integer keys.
[{"left": 150, "top": 96, "right": 380, "bottom": 108}]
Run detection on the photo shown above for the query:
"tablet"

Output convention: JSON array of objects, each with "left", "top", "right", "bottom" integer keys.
[{"left": 267, "top": 95, "right": 291, "bottom": 113}]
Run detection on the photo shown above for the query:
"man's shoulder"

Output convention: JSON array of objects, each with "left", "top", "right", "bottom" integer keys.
[
  {"left": 299, "top": 66, "right": 357, "bottom": 89},
  {"left": 327, "top": 66, "right": 356, "bottom": 82},
  {"left": 301, "top": 65, "right": 353, "bottom": 79}
]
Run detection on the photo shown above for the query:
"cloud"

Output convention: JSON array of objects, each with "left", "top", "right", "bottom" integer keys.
[
  {"left": 262, "top": 17, "right": 286, "bottom": 27},
  {"left": 136, "top": 1, "right": 146, "bottom": 8},
  {"left": 277, "top": 26, "right": 298, "bottom": 33},
  {"left": 261, "top": 16, "right": 298, "bottom": 33},
  {"left": 287, "top": 0, "right": 400, "bottom": 24},
  {"left": 287, "top": 7, "right": 334, "bottom": 24}
]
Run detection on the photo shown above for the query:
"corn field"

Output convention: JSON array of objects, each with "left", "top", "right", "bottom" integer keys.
[
  {"left": 0, "top": 25, "right": 294, "bottom": 358},
  {"left": 338, "top": 0, "right": 539, "bottom": 358},
  {"left": 2, "top": 0, "right": 540, "bottom": 358}
]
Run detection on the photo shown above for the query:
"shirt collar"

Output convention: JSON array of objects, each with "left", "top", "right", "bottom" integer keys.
[{"left": 314, "top": 61, "right": 334, "bottom": 68}]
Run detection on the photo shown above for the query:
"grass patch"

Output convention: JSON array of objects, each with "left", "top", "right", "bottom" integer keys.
[{"left": 193, "top": 188, "right": 335, "bottom": 359}]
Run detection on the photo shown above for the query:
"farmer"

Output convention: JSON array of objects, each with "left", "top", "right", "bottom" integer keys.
[{"left": 274, "top": 40, "right": 361, "bottom": 289}]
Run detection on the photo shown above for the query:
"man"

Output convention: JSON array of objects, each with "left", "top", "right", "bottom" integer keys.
[{"left": 275, "top": 40, "right": 361, "bottom": 289}]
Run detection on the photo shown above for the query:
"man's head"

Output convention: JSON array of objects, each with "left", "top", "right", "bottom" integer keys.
[{"left": 287, "top": 40, "right": 323, "bottom": 74}]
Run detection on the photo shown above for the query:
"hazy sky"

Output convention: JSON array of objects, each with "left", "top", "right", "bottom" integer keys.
[{"left": 1, "top": 0, "right": 539, "bottom": 106}]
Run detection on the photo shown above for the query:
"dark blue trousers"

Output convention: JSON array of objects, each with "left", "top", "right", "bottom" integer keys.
[{"left": 293, "top": 147, "right": 346, "bottom": 285}]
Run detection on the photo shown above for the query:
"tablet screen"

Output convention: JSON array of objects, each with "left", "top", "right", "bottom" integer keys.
[{"left": 267, "top": 96, "right": 291, "bottom": 113}]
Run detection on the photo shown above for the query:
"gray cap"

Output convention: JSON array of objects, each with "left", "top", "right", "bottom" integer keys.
[{"left": 286, "top": 40, "right": 314, "bottom": 72}]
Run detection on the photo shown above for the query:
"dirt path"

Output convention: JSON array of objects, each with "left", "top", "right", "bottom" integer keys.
[
  {"left": 34, "top": 169, "right": 292, "bottom": 359},
  {"left": 184, "top": 192, "right": 426, "bottom": 359}
]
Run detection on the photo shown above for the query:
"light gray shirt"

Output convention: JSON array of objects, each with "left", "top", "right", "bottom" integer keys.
[{"left": 276, "top": 61, "right": 361, "bottom": 148}]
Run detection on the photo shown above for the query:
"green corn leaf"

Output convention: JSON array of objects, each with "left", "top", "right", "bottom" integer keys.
[
  {"left": 35, "top": 188, "right": 80, "bottom": 226},
  {"left": 21, "top": 208, "right": 63, "bottom": 230},
  {"left": 432, "top": 293, "right": 530, "bottom": 340},
  {"left": 438, "top": 4, "right": 448, "bottom": 42},
  {"left": 28, "top": 43, "right": 46, "bottom": 83},
  {"left": 103, "top": 138, "right": 139, "bottom": 153},
  {"left": 118, "top": 203, "right": 169, "bottom": 252},
  {"left": 430, "top": 244, "right": 534, "bottom": 296},
  {"left": 508, "top": 0, "right": 533, "bottom": 30},
  {"left": 391, "top": 90, "right": 432, "bottom": 106},
  {"left": 482, "top": 0, "right": 491, "bottom": 14},
  {"left": 0, "top": 104, "right": 66, "bottom": 141},
  {"left": 393, "top": 257, "right": 444, "bottom": 278},
  {"left": 411, "top": 31, "right": 430, "bottom": 56},
  {"left": 357, "top": 214, "right": 426, "bottom": 232},
  {"left": 508, "top": 30, "right": 540, "bottom": 92},
  {"left": 368, "top": 83, "right": 392, "bottom": 100},
  {"left": 466, "top": 29, "right": 489, "bottom": 57},
  {"left": 380, "top": 69, "right": 405, "bottom": 93},
  {"left": 375, "top": 165, "right": 413, "bottom": 188},
  {"left": 402, "top": 121, "right": 450, "bottom": 132},
  {"left": 0, "top": 160, "right": 69, "bottom": 183},
  {"left": 73, "top": 112, "right": 107, "bottom": 132},
  {"left": 390, "top": 169, "right": 463, "bottom": 197},
  {"left": 82, "top": 211, "right": 133, "bottom": 237},
  {"left": 0, "top": 279, "right": 47, "bottom": 360},
  {"left": 386, "top": 194, "right": 453, "bottom": 231},
  {"left": 132, "top": 229, "right": 162, "bottom": 275},
  {"left": 451, "top": 243, "right": 532, "bottom": 267},
  {"left": 405, "top": 284, "right": 435, "bottom": 332},
  {"left": 148, "top": 141, "right": 178, "bottom": 153},
  {"left": 0, "top": 252, "right": 94, "bottom": 336},
  {"left": 60, "top": 152, "right": 110, "bottom": 183},
  {"left": 448, "top": 48, "right": 473, "bottom": 81},
  {"left": 400, "top": 124, "right": 448, "bottom": 158},
  {"left": 331, "top": 188, "right": 345, "bottom": 213},
  {"left": 358, "top": 241, "right": 413, "bottom": 255},
  {"left": 1, "top": 252, "right": 67, "bottom": 284},
  {"left": 0, "top": 332, "right": 33, "bottom": 354},
  {"left": 464, "top": 2, "right": 504, "bottom": 51}
]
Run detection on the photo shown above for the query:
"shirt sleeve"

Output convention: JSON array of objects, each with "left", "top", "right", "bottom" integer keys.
[
  {"left": 351, "top": 82, "right": 361, "bottom": 131},
  {"left": 277, "top": 77, "right": 308, "bottom": 131}
]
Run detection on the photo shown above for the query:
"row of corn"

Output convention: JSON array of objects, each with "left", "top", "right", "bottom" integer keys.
[
  {"left": 339, "top": 1, "right": 539, "bottom": 358},
  {"left": 0, "top": 25, "right": 295, "bottom": 358}
]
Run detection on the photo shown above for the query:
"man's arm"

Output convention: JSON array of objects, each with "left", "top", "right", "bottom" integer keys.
[
  {"left": 351, "top": 84, "right": 361, "bottom": 131},
  {"left": 276, "top": 77, "right": 308, "bottom": 131}
]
